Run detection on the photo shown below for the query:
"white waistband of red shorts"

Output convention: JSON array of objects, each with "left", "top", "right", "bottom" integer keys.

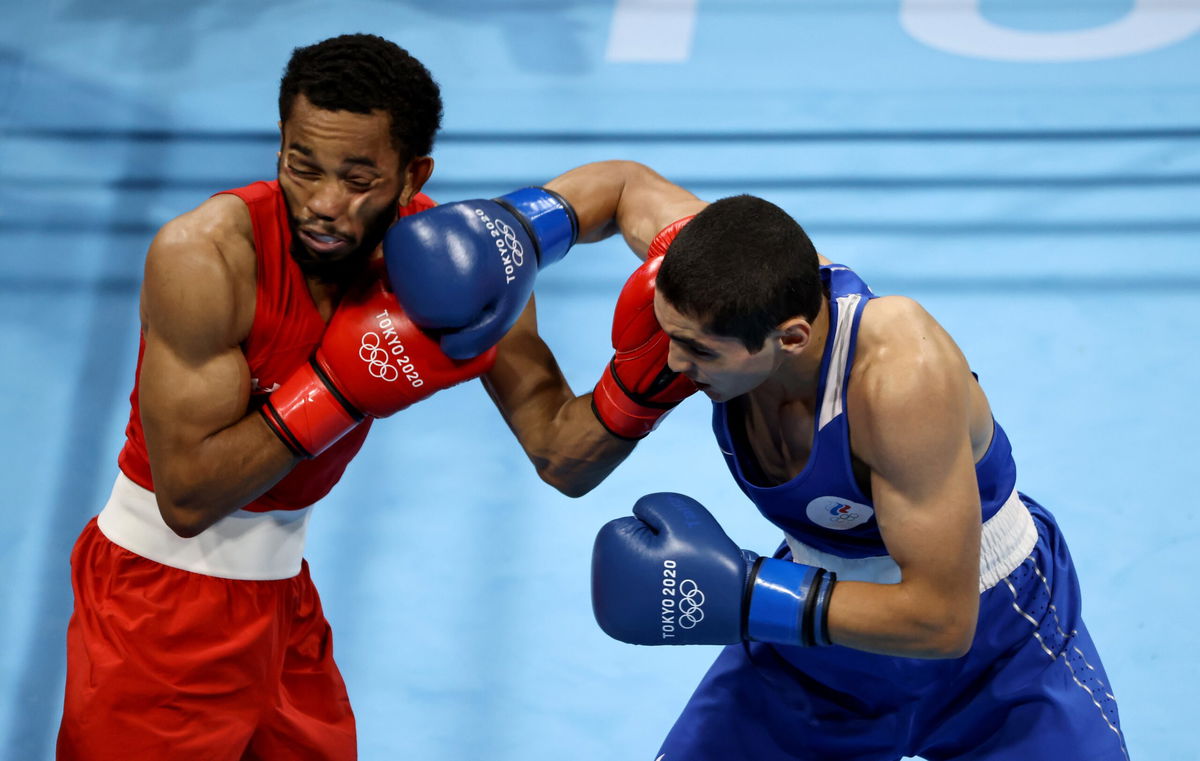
[
  {"left": 785, "top": 488, "right": 1038, "bottom": 593},
  {"left": 97, "top": 472, "right": 312, "bottom": 580}
]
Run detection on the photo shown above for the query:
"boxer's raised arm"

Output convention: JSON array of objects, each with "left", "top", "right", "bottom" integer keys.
[
  {"left": 138, "top": 199, "right": 296, "bottom": 537},
  {"left": 484, "top": 161, "right": 707, "bottom": 496}
]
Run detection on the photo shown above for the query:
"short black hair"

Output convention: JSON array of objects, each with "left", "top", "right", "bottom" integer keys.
[
  {"left": 279, "top": 33, "right": 443, "bottom": 160},
  {"left": 656, "top": 195, "right": 823, "bottom": 352}
]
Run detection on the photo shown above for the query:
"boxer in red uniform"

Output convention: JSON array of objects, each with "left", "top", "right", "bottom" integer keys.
[
  {"left": 56, "top": 31, "right": 698, "bottom": 753},
  {"left": 58, "top": 35, "right": 507, "bottom": 761}
]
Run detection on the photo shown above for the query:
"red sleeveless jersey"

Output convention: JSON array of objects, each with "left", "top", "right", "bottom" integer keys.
[{"left": 117, "top": 180, "right": 437, "bottom": 512}]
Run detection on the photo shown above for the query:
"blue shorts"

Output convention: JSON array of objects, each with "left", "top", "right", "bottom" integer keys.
[{"left": 656, "top": 496, "right": 1127, "bottom": 761}]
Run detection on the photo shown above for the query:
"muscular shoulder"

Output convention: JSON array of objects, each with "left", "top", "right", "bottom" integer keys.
[
  {"left": 853, "top": 294, "right": 970, "bottom": 390},
  {"left": 856, "top": 295, "right": 963, "bottom": 364},
  {"left": 142, "top": 194, "right": 257, "bottom": 356},
  {"left": 847, "top": 296, "right": 974, "bottom": 451},
  {"left": 154, "top": 193, "right": 255, "bottom": 277}
]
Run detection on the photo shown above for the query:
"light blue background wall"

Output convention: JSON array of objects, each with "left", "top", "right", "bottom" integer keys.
[{"left": 2, "top": 2, "right": 1197, "bottom": 759}]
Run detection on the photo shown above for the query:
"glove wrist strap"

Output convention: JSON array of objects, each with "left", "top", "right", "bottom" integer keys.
[
  {"left": 747, "top": 557, "right": 837, "bottom": 647},
  {"left": 260, "top": 359, "right": 362, "bottom": 459},
  {"left": 494, "top": 187, "right": 578, "bottom": 268},
  {"left": 592, "top": 365, "right": 679, "bottom": 440}
]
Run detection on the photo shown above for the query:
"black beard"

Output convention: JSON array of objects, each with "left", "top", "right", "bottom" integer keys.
[{"left": 287, "top": 200, "right": 399, "bottom": 284}]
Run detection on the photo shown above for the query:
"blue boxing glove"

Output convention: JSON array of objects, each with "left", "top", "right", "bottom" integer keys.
[
  {"left": 591, "top": 493, "right": 837, "bottom": 647},
  {"left": 383, "top": 187, "right": 577, "bottom": 359}
]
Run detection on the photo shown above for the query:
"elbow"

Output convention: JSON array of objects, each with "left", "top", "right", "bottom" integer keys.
[
  {"left": 918, "top": 608, "right": 978, "bottom": 659},
  {"left": 927, "top": 627, "right": 975, "bottom": 659},
  {"left": 556, "top": 482, "right": 596, "bottom": 499},
  {"left": 533, "top": 454, "right": 600, "bottom": 498},
  {"left": 537, "top": 466, "right": 596, "bottom": 499},
  {"left": 154, "top": 489, "right": 212, "bottom": 538},
  {"left": 890, "top": 585, "right": 978, "bottom": 659},
  {"left": 159, "top": 508, "right": 205, "bottom": 538},
  {"left": 891, "top": 578, "right": 980, "bottom": 659}
]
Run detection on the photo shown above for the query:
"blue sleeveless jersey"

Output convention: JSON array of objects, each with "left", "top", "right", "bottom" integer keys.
[{"left": 711, "top": 264, "right": 1018, "bottom": 558}]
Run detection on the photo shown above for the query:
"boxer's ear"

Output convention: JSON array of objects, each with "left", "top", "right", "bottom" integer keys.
[
  {"left": 776, "top": 317, "right": 813, "bottom": 355},
  {"left": 398, "top": 156, "right": 434, "bottom": 206}
]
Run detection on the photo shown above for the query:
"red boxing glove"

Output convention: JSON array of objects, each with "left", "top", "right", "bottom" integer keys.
[
  {"left": 592, "top": 218, "right": 698, "bottom": 440},
  {"left": 261, "top": 277, "right": 496, "bottom": 458}
]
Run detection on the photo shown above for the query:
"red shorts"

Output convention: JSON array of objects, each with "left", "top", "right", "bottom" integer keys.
[{"left": 57, "top": 518, "right": 356, "bottom": 761}]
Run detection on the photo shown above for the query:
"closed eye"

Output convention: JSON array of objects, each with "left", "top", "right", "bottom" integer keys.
[{"left": 287, "top": 163, "right": 320, "bottom": 179}]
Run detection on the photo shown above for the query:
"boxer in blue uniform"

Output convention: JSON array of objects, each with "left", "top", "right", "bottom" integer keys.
[
  {"left": 392, "top": 160, "right": 1127, "bottom": 759},
  {"left": 584, "top": 192, "right": 1128, "bottom": 760}
]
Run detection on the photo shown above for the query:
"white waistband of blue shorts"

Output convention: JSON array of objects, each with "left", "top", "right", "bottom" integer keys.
[
  {"left": 785, "top": 488, "right": 1037, "bottom": 593},
  {"left": 97, "top": 472, "right": 312, "bottom": 580}
]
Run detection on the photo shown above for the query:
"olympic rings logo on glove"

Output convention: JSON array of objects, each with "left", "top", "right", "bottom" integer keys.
[
  {"left": 493, "top": 218, "right": 525, "bottom": 267},
  {"left": 677, "top": 579, "right": 706, "bottom": 629},
  {"left": 359, "top": 332, "right": 399, "bottom": 382}
]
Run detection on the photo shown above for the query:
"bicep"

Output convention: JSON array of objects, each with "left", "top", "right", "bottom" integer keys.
[
  {"left": 870, "top": 431, "right": 981, "bottom": 593},
  {"left": 612, "top": 168, "right": 706, "bottom": 258},
  {"left": 544, "top": 161, "right": 707, "bottom": 258},
  {"left": 855, "top": 332, "right": 982, "bottom": 598},
  {"left": 138, "top": 226, "right": 251, "bottom": 470}
]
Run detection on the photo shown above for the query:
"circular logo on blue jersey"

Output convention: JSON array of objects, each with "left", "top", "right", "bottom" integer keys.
[{"left": 805, "top": 496, "right": 874, "bottom": 531}]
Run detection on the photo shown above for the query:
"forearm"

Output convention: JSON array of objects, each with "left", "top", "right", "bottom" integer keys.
[
  {"left": 825, "top": 579, "right": 978, "bottom": 659},
  {"left": 482, "top": 342, "right": 634, "bottom": 496},
  {"left": 520, "top": 393, "right": 635, "bottom": 497},
  {"left": 149, "top": 411, "right": 298, "bottom": 537}
]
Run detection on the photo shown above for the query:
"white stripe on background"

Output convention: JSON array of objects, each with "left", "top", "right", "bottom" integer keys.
[
  {"left": 901, "top": 0, "right": 1200, "bottom": 62},
  {"left": 605, "top": 0, "right": 698, "bottom": 62}
]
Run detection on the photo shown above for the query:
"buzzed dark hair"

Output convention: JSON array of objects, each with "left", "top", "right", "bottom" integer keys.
[
  {"left": 279, "top": 33, "right": 443, "bottom": 160},
  {"left": 656, "top": 195, "right": 823, "bottom": 352}
]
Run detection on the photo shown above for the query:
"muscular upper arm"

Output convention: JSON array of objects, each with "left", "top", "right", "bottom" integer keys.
[
  {"left": 138, "top": 198, "right": 253, "bottom": 493},
  {"left": 849, "top": 299, "right": 982, "bottom": 636},
  {"left": 544, "top": 160, "right": 707, "bottom": 259}
]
